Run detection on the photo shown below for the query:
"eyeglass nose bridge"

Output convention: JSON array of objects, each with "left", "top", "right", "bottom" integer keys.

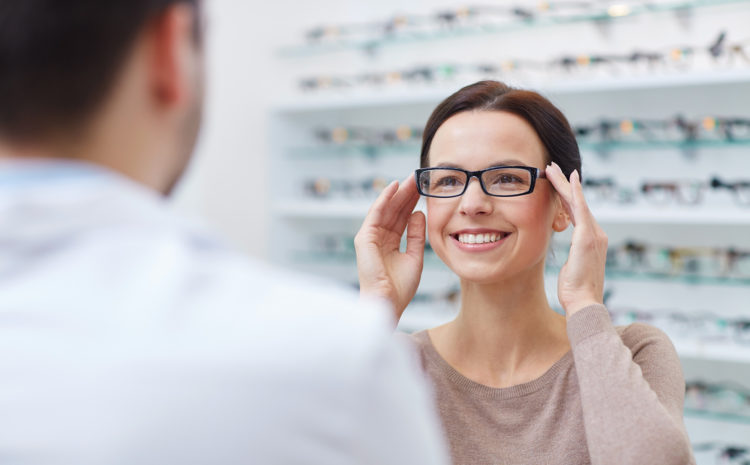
[{"left": 462, "top": 171, "right": 491, "bottom": 196}]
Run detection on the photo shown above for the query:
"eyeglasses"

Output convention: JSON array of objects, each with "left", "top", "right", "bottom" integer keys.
[
  {"left": 299, "top": 31, "right": 749, "bottom": 92},
  {"left": 415, "top": 166, "right": 545, "bottom": 198},
  {"left": 693, "top": 442, "right": 750, "bottom": 464},
  {"left": 574, "top": 115, "right": 750, "bottom": 145},
  {"left": 304, "top": 176, "right": 390, "bottom": 199},
  {"left": 608, "top": 307, "right": 750, "bottom": 347},
  {"left": 641, "top": 180, "right": 704, "bottom": 205},
  {"left": 314, "top": 125, "right": 423, "bottom": 145},
  {"left": 711, "top": 177, "right": 750, "bottom": 206}
]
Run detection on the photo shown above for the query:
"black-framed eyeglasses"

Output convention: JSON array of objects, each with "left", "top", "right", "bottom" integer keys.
[{"left": 415, "top": 166, "right": 546, "bottom": 198}]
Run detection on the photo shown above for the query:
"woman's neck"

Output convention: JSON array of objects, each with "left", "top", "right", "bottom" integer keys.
[{"left": 430, "top": 262, "right": 570, "bottom": 388}]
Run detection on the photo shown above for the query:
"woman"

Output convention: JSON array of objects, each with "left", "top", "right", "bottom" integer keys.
[{"left": 354, "top": 81, "right": 694, "bottom": 464}]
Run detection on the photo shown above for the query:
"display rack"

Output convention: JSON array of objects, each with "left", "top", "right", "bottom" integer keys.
[
  {"left": 270, "top": 5, "right": 750, "bottom": 462},
  {"left": 278, "top": 0, "right": 750, "bottom": 57}
]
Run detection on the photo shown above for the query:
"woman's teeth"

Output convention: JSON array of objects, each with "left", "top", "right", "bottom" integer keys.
[{"left": 457, "top": 233, "right": 506, "bottom": 244}]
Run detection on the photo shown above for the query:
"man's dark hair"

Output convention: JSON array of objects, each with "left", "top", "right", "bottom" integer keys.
[{"left": 0, "top": 0, "right": 199, "bottom": 144}]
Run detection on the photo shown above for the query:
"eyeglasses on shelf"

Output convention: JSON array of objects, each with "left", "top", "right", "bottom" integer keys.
[{"left": 298, "top": 31, "right": 749, "bottom": 91}]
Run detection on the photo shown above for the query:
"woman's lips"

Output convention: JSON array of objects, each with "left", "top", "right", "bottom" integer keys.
[{"left": 450, "top": 231, "right": 510, "bottom": 252}]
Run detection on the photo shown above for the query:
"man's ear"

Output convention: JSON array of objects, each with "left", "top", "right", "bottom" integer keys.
[
  {"left": 552, "top": 196, "right": 571, "bottom": 232},
  {"left": 148, "top": 3, "right": 198, "bottom": 106}
]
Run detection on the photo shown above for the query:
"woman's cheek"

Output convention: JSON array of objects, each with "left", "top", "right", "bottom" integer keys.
[
  {"left": 510, "top": 201, "right": 555, "bottom": 245},
  {"left": 426, "top": 202, "right": 452, "bottom": 262}
]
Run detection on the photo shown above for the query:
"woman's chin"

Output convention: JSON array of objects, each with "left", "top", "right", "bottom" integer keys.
[{"left": 450, "top": 264, "right": 511, "bottom": 285}]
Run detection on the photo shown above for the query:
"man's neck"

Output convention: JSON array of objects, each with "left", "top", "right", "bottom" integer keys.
[{"left": 0, "top": 130, "right": 169, "bottom": 195}]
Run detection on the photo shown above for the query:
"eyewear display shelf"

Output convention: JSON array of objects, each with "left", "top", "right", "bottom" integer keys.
[
  {"left": 269, "top": 70, "right": 750, "bottom": 455},
  {"left": 278, "top": 0, "right": 750, "bottom": 57}
]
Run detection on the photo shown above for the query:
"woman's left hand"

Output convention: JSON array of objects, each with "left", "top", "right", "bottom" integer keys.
[{"left": 545, "top": 162, "right": 608, "bottom": 318}]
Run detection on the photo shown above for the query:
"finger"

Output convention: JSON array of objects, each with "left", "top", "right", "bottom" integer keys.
[
  {"left": 375, "top": 173, "right": 420, "bottom": 234},
  {"left": 361, "top": 180, "right": 399, "bottom": 229},
  {"left": 545, "top": 162, "right": 575, "bottom": 223},
  {"left": 405, "top": 211, "right": 426, "bottom": 260},
  {"left": 569, "top": 170, "right": 595, "bottom": 228},
  {"left": 390, "top": 173, "right": 422, "bottom": 234},
  {"left": 389, "top": 173, "right": 419, "bottom": 218}
]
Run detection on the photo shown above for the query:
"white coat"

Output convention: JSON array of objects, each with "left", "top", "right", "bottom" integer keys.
[{"left": 0, "top": 159, "right": 449, "bottom": 465}]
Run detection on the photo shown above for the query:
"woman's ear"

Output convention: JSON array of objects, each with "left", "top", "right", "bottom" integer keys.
[{"left": 552, "top": 195, "right": 571, "bottom": 232}]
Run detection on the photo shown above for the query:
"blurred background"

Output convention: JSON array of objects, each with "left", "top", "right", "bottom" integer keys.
[{"left": 172, "top": 0, "right": 750, "bottom": 462}]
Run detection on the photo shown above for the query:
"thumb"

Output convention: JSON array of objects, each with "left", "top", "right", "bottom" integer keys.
[{"left": 405, "top": 211, "right": 426, "bottom": 259}]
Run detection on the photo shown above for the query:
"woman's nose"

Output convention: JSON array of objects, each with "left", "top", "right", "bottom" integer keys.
[{"left": 459, "top": 177, "right": 493, "bottom": 216}]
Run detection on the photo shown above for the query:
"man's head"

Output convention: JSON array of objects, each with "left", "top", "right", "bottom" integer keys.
[{"left": 0, "top": 0, "right": 205, "bottom": 194}]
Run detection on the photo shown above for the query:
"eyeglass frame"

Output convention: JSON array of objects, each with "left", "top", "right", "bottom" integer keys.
[{"left": 414, "top": 165, "right": 547, "bottom": 198}]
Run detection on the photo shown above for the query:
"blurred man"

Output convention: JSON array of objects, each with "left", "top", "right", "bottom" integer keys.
[{"left": 0, "top": 1, "right": 448, "bottom": 464}]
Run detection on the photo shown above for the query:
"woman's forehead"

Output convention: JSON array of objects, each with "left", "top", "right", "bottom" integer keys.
[{"left": 428, "top": 111, "right": 546, "bottom": 167}]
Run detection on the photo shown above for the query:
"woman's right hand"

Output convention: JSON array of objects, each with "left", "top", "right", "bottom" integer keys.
[{"left": 354, "top": 173, "right": 426, "bottom": 323}]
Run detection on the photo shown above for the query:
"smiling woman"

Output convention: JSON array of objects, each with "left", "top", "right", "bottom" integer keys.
[{"left": 354, "top": 80, "right": 696, "bottom": 465}]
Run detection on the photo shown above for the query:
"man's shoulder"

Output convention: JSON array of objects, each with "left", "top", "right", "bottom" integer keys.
[{"left": 0, "top": 169, "right": 396, "bottom": 360}]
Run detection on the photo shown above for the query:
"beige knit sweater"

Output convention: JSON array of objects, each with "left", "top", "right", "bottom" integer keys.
[{"left": 408, "top": 304, "right": 695, "bottom": 465}]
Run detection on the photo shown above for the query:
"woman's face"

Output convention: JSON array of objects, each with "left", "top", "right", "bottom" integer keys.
[{"left": 426, "top": 110, "right": 566, "bottom": 285}]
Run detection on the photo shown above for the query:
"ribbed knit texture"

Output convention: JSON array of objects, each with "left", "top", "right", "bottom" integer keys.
[{"left": 408, "top": 305, "right": 695, "bottom": 465}]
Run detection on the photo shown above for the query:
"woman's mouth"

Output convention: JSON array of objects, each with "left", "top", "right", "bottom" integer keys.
[
  {"left": 453, "top": 232, "right": 509, "bottom": 244},
  {"left": 450, "top": 231, "right": 510, "bottom": 251}
]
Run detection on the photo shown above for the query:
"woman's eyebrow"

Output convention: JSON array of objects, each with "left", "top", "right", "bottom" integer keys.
[
  {"left": 433, "top": 159, "right": 529, "bottom": 169},
  {"left": 488, "top": 159, "right": 527, "bottom": 167},
  {"left": 434, "top": 162, "right": 462, "bottom": 168}
]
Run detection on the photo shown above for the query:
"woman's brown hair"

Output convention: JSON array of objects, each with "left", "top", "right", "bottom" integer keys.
[{"left": 420, "top": 80, "right": 582, "bottom": 179}]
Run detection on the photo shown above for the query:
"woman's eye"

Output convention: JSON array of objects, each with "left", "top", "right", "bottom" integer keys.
[
  {"left": 493, "top": 174, "right": 521, "bottom": 184},
  {"left": 436, "top": 176, "right": 461, "bottom": 186}
]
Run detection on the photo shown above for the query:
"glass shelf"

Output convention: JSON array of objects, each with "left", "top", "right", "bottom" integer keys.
[
  {"left": 289, "top": 138, "right": 750, "bottom": 159},
  {"left": 291, "top": 250, "right": 444, "bottom": 267},
  {"left": 548, "top": 266, "right": 750, "bottom": 287},
  {"left": 287, "top": 142, "right": 419, "bottom": 159},
  {"left": 578, "top": 138, "right": 750, "bottom": 152},
  {"left": 684, "top": 408, "right": 750, "bottom": 425},
  {"left": 279, "top": 0, "right": 750, "bottom": 57},
  {"left": 606, "top": 269, "right": 750, "bottom": 287},
  {"left": 293, "top": 251, "right": 750, "bottom": 287}
]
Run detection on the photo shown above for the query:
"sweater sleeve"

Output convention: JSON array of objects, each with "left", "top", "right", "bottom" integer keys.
[{"left": 567, "top": 304, "right": 695, "bottom": 465}]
